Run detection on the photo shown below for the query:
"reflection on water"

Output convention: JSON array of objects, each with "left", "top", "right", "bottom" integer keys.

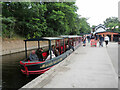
[{"left": 2, "top": 51, "right": 39, "bottom": 90}]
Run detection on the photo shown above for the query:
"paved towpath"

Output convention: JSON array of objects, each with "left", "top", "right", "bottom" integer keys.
[{"left": 34, "top": 42, "right": 118, "bottom": 88}]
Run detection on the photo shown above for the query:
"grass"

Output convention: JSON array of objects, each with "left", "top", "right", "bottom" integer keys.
[{"left": 2, "top": 34, "right": 26, "bottom": 41}]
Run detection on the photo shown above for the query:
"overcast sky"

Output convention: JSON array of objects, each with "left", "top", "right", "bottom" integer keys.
[{"left": 75, "top": 0, "right": 119, "bottom": 27}]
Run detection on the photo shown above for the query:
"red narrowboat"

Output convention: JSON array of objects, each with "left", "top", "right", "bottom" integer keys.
[{"left": 20, "top": 36, "right": 82, "bottom": 76}]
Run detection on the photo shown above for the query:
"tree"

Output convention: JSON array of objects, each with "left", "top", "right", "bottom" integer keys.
[
  {"left": 78, "top": 17, "right": 91, "bottom": 34},
  {"left": 2, "top": 2, "right": 91, "bottom": 39},
  {"left": 2, "top": 17, "right": 16, "bottom": 38},
  {"left": 44, "top": 2, "right": 78, "bottom": 36},
  {"left": 104, "top": 17, "right": 120, "bottom": 32},
  {"left": 2, "top": 2, "right": 47, "bottom": 38}
]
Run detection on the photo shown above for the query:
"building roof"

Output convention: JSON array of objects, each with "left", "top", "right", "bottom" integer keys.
[
  {"left": 93, "top": 24, "right": 106, "bottom": 34},
  {"left": 96, "top": 31, "right": 120, "bottom": 35},
  {"left": 95, "top": 24, "right": 106, "bottom": 31}
]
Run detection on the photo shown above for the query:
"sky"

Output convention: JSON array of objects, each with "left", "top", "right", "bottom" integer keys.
[{"left": 75, "top": 0, "right": 120, "bottom": 27}]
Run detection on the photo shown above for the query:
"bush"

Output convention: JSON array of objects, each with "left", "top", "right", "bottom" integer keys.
[{"left": 2, "top": 17, "right": 16, "bottom": 38}]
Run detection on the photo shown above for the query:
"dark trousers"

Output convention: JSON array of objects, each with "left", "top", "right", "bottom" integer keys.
[
  {"left": 105, "top": 41, "right": 108, "bottom": 46},
  {"left": 99, "top": 41, "right": 103, "bottom": 47}
]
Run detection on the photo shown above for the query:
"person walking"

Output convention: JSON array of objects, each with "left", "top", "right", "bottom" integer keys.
[
  {"left": 87, "top": 35, "right": 90, "bottom": 43},
  {"left": 99, "top": 35, "right": 104, "bottom": 47},
  {"left": 90, "top": 33, "right": 95, "bottom": 39},
  {"left": 82, "top": 35, "right": 86, "bottom": 47},
  {"left": 104, "top": 35, "right": 109, "bottom": 47}
]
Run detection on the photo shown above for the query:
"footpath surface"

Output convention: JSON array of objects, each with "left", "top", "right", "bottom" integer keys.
[
  {"left": 106, "top": 42, "right": 118, "bottom": 75},
  {"left": 22, "top": 42, "right": 118, "bottom": 88}
]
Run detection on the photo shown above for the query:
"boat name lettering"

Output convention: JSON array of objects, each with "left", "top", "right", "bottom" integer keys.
[
  {"left": 45, "top": 62, "right": 53, "bottom": 67},
  {"left": 40, "top": 58, "right": 63, "bottom": 68},
  {"left": 53, "top": 58, "right": 63, "bottom": 64},
  {"left": 40, "top": 64, "right": 45, "bottom": 68}
]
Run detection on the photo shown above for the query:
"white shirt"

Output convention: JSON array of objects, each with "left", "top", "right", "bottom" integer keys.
[
  {"left": 46, "top": 51, "right": 56, "bottom": 60},
  {"left": 104, "top": 36, "right": 109, "bottom": 41}
]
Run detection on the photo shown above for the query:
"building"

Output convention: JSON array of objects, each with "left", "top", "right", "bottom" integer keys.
[{"left": 93, "top": 24, "right": 120, "bottom": 41}]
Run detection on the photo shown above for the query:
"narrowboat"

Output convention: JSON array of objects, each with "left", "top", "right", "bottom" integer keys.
[{"left": 20, "top": 36, "right": 82, "bottom": 76}]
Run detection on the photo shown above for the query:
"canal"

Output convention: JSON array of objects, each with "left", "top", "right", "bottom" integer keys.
[{"left": 2, "top": 50, "right": 40, "bottom": 90}]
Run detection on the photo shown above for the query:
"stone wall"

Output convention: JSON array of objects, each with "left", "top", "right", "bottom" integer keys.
[{"left": 1, "top": 39, "right": 51, "bottom": 55}]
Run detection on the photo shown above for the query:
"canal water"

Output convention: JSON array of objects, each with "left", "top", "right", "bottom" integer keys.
[{"left": 2, "top": 51, "right": 39, "bottom": 90}]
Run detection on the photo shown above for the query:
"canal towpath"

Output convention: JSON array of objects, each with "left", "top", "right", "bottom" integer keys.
[{"left": 21, "top": 42, "right": 118, "bottom": 88}]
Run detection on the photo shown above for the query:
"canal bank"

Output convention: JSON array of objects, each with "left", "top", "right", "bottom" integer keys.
[{"left": 21, "top": 43, "right": 118, "bottom": 88}]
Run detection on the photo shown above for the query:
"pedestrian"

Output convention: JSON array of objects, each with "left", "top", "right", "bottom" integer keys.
[
  {"left": 104, "top": 35, "right": 109, "bottom": 47},
  {"left": 82, "top": 35, "right": 86, "bottom": 47},
  {"left": 99, "top": 35, "right": 104, "bottom": 47},
  {"left": 90, "top": 33, "right": 95, "bottom": 39},
  {"left": 87, "top": 35, "right": 90, "bottom": 43}
]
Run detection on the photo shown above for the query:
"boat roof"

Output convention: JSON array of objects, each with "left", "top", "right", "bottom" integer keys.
[
  {"left": 68, "top": 35, "right": 82, "bottom": 38},
  {"left": 60, "top": 35, "right": 82, "bottom": 38},
  {"left": 24, "top": 37, "right": 63, "bottom": 41}
]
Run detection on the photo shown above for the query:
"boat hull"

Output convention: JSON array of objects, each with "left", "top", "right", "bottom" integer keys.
[{"left": 20, "top": 50, "right": 72, "bottom": 76}]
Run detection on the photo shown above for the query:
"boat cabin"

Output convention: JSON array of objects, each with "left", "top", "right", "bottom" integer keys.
[{"left": 24, "top": 37, "right": 63, "bottom": 60}]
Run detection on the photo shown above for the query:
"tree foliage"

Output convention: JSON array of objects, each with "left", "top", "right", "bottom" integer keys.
[
  {"left": 103, "top": 17, "right": 120, "bottom": 32},
  {"left": 2, "top": 2, "right": 91, "bottom": 39}
]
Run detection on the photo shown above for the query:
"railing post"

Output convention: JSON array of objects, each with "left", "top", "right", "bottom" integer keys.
[
  {"left": 25, "top": 41, "right": 27, "bottom": 58},
  {"left": 38, "top": 41, "right": 40, "bottom": 48},
  {"left": 49, "top": 40, "right": 52, "bottom": 59},
  {"left": 63, "top": 38, "right": 65, "bottom": 52}
]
